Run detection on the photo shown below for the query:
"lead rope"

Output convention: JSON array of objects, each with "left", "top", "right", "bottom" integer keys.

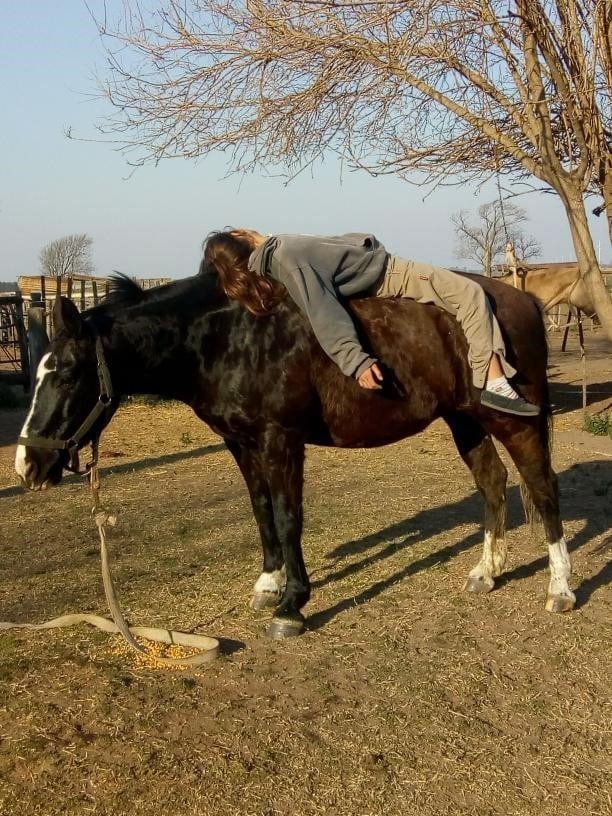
[
  {"left": 1, "top": 450, "right": 219, "bottom": 669},
  {"left": 88, "top": 460, "right": 146, "bottom": 655}
]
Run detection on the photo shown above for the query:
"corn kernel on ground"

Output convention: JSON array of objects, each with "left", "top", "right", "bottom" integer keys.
[{"left": 107, "top": 637, "right": 205, "bottom": 671}]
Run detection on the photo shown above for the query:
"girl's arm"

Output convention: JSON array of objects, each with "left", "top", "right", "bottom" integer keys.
[{"left": 277, "top": 263, "right": 377, "bottom": 380}]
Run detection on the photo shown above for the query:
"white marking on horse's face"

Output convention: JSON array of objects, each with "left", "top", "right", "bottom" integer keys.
[{"left": 15, "top": 352, "right": 55, "bottom": 480}]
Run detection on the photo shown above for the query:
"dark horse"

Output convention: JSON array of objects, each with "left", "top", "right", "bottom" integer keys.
[{"left": 15, "top": 271, "right": 575, "bottom": 637}]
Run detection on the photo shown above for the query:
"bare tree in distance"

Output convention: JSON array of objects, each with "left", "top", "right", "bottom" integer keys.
[
  {"left": 90, "top": 0, "right": 612, "bottom": 336},
  {"left": 452, "top": 202, "right": 541, "bottom": 277},
  {"left": 39, "top": 234, "right": 95, "bottom": 278},
  {"left": 513, "top": 233, "right": 544, "bottom": 266}
]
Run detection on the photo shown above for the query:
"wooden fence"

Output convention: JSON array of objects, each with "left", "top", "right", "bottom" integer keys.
[
  {"left": 0, "top": 274, "right": 170, "bottom": 391},
  {"left": 17, "top": 274, "right": 170, "bottom": 339}
]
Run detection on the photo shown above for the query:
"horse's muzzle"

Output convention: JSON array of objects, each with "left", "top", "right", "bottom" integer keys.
[{"left": 16, "top": 448, "right": 64, "bottom": 491}]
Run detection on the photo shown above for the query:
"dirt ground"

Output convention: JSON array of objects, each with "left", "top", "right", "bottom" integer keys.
[{"left": 0, "top": 332, "right": 610, "bottom": 816}]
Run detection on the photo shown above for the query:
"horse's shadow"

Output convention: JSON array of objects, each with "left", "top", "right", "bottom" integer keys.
[
  {"left": 0, "top": 441, "right": 227, "bottom": 500},
  {"left": 307, "top": 459, "right": 611, "bottom": 630},
  {"left": 0, "top": 408, "right": 26, "bottom": 449}
]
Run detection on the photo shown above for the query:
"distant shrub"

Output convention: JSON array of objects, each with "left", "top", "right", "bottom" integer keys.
[{"left": 582, "top": 412, "right": 611, "bottom": 438}]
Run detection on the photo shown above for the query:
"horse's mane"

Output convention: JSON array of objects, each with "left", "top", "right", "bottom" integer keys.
[
  {"left": 102, "top": 273, "right": 149, "bottom": 309},
  {"left": 85, "top": 269, "right": 227, "bottom": 320}
]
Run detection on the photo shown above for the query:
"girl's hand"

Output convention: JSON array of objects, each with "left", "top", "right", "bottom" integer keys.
[{"left": 358, "top": 362, "right": 384, "bottom": 390}]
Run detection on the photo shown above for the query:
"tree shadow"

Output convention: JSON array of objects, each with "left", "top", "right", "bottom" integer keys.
[
  {"left": 548, "top": 377, "right": 612, "bottom": 415},
  {"left": 307, "top": 459, "right": 611, "bottom": 630},
  {"left": 307, "top": 529, "right": 483, "bottom": 632}
]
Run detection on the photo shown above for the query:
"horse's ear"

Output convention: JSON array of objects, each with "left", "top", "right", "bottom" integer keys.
[{"left": 53, "top": 296, "right": 83, "bottom": 337}]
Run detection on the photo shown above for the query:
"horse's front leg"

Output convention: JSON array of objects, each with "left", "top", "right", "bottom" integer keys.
[
  {"left": 258, "top": 428, "right": 310, "bottom": 638},
  {"left": 225, "top": 439, "right": 286, "bottom": 610}
]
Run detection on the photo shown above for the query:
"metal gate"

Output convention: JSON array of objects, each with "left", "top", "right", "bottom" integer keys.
[{"left": 0, "top": 296, "right": 29, "bottom": 388}]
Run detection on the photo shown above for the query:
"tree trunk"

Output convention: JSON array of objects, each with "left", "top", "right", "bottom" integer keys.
[
  {"left": 560, "top": 187, "right": 612, "bottom": 340},
  {"left": 601, "top": 175, "right": 612, "bottom": 246},
  {"left": 483, "top": 247, "right": 492, "bottom": 277}
]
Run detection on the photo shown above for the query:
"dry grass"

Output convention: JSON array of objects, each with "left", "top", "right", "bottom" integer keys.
[{"left": 0, "top": 339, "right": 610, "bottom": 816}]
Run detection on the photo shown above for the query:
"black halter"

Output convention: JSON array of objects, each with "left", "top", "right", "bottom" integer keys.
[{"left": 18, "top": 336, "right": 114, "bottom": 475}]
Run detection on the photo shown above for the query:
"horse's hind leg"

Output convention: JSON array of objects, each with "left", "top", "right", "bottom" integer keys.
[
  {"left": 485, "top": 417, "right": 575, "bottom": 613},
  {"left": 445, "top": 414, "right": 508, "bottom": 593},
  {"left": 225, "top": 439, "right": 286, "bottom": 610}
]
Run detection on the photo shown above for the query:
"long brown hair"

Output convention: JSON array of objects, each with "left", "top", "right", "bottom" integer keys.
[{"left": 203, "top": 229, "right": 283, "bottom": 316}]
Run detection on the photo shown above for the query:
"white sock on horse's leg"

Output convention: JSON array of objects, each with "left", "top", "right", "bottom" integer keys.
[
  {"left": 253, "top": 567, "right": 286, "bottom": 594},
  {"left": 465, "top": 529, "right": 506, "bottom": 593},
  {"left": 545, "top": 538, "right": 575, "bottom": 612}
]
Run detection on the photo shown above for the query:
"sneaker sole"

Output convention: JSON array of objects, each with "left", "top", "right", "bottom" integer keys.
[{"left": 480, "top": 397, "right": 540, "bottom": 417}]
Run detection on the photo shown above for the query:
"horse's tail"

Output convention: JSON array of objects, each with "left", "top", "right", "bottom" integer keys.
[{"left": 520, "top": 298, "right": 554, "bottom": 529}]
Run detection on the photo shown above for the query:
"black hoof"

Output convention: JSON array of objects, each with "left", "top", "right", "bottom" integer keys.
[
  {"left": 266, "top": 617, "right": 305, "bottom": 639},
  {"left": 250, "top": 592, "right": 281, "bottom": 611}
]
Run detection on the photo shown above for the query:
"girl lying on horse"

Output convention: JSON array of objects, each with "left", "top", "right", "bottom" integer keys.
[{"left": 203, "top": 229, "right": 539, "bottom": 417}]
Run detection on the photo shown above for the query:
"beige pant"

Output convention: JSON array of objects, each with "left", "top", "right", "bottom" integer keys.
[{"left": 374, "top": 256, "right": 516, "bottom": 388}]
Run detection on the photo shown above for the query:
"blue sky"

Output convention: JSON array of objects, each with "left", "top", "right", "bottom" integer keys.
[{"left": 1, "top": 2, "right": 609, "bottom": 282}]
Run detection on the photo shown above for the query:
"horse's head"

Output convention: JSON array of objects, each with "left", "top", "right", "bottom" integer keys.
[{"left": 15, "top": 297, "right": 116, "bottom": 490}]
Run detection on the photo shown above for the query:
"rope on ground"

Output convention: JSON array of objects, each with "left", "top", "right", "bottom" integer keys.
[{"left": 0, "top": 460, "right": 219, "bottom": 668}]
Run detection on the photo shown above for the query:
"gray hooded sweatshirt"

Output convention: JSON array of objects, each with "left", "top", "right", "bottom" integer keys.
[{"left": 248, "top": 233, "right": 388, "bottom": 378}]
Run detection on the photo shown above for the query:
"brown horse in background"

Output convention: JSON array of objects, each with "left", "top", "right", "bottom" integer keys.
[{"left": 498, "top": 258, "right": 596, "bottom": 316}]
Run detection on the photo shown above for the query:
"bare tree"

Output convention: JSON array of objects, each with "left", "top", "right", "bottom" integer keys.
[
  {"left": 39, "top": 234, "right": 95, "bottom": 277},
  {"left": 90, "top": 0, "right": 612, "bottom": 336},
  {"left": 513, "top": 233, "right": 544, "bottom": 265},
  {"left": 453, "top": 202, "right": 541, "bottom": 276}
]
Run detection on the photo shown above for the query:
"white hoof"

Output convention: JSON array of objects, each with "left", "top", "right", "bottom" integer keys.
[
  {"left": 249, "top": 591, "right": 281, "bottom": 611},
  {"left": 464, "top": 574, "right": 495, "bottom": 594},
  {"left": 545, "top": 592, "right": 575, "bottom": 614}
]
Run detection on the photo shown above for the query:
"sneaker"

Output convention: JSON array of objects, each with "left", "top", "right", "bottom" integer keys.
[{"left": 480, "top": 390, "right": 540, "bottom": 416}]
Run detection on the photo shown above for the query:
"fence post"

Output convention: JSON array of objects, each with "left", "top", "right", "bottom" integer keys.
[
  {"left": 12, "top": 298, "right": 30, "bottom": 392},
  {"left": 27, "top": 306, "right": 50, "bottom": 391}
]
